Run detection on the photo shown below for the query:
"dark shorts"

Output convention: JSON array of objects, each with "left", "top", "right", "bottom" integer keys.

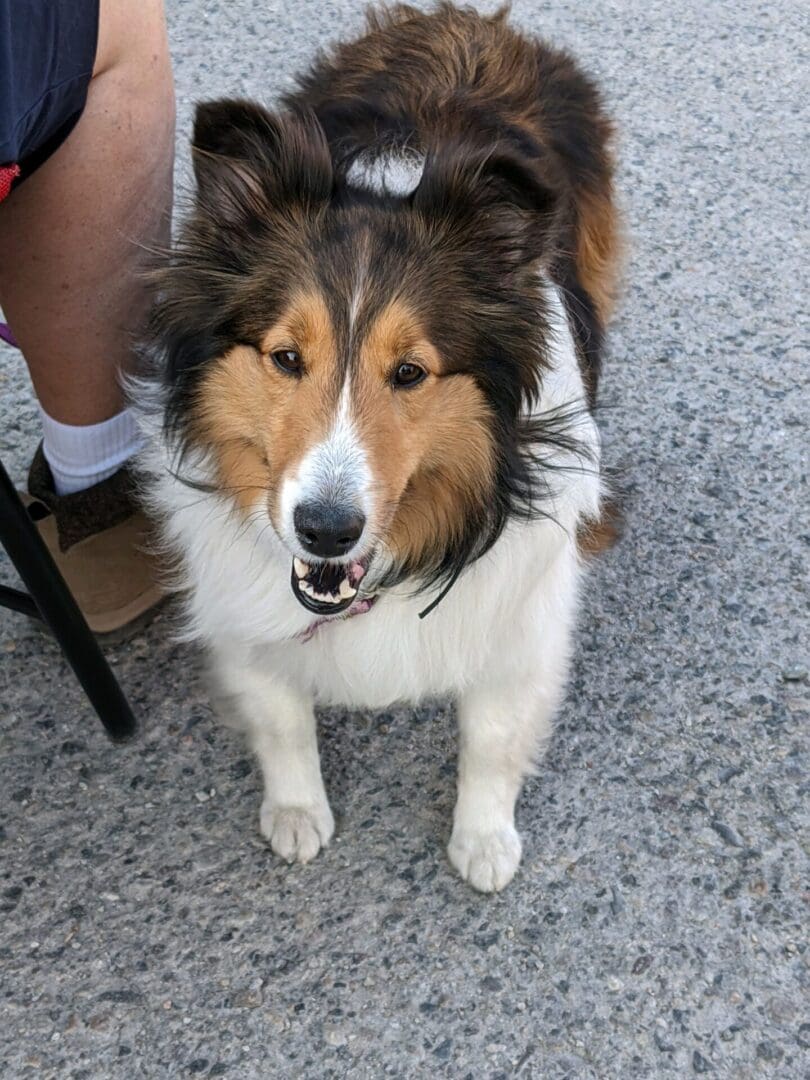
[{"left": 0, "top": 0, "right": 99, "bottom": 189}]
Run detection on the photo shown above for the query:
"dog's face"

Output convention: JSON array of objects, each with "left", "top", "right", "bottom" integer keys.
[{"left": 157, "top": 102, "right": 563, "bottom": 614}]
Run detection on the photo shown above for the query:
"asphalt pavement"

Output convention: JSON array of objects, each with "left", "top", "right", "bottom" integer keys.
[{"left": 1, "top": 1, "right": 807, "bottom": 1076}]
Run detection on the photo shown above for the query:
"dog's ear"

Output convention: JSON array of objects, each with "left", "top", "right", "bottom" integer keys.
[
  {"left": 192, "top": 99, "right": 333, "bottom": 226},
  {"left": 412, "top": 140, "right": 564, "bottom": 268}
]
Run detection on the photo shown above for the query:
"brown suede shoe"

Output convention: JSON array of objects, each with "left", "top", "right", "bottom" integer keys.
[{"left": 23, "top": 445, "right": 164, "bottom": 637}]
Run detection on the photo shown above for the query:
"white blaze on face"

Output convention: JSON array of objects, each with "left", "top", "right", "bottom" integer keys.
[{"left": 279, "top": 380, "right": 373, "bottom": 555}]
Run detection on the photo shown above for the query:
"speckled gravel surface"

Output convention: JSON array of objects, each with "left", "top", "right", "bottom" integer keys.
[{"left": 1, "top": 2, "right": 808, "bottom": 1077}]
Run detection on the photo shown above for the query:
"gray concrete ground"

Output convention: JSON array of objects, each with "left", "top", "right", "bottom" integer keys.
[{"left": 1, "top": 1, "right": 808, "bottom": 1076}]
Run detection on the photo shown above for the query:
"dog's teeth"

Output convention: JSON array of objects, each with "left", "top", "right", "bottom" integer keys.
[
  {"left": 338, "top": 578, "right": 357, "bottom": 599},
  {"left": 293, "top": 560, "right": 360, "bottom": 607},
  {"left": 314, "top": 591, "right": 340, "bottom": 604}
]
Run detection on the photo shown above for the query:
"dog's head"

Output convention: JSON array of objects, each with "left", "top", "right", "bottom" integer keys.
[{"left": 155, "top": 100, "right": 568, "bottom": 614}]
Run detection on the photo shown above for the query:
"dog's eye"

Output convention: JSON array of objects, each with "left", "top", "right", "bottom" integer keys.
[
  {"left": 272, "top": 349, "right": 303, "bottom": 376},
  {"left": 392, "top": 361, "right": 427, "bottom": 388}
]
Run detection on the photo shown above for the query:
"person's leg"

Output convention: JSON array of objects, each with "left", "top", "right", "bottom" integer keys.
[
  {"left": 0, "top": 0, "right": 174, "bottom": 491},
  {"left": 0, "top": 0, "right": 175, "bottom": 634}
]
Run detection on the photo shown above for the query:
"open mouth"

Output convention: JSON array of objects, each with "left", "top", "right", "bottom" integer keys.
[{"left": 290, "top": 557, "right": 369, "bottom": 615}]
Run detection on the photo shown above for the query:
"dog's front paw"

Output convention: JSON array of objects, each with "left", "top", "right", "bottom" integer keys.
[
  {"left": 447, "top": 823, "right": 522, "bottom": 893},
  {"left": 260, "top": 801, "right": 335, "bottom": 864}
]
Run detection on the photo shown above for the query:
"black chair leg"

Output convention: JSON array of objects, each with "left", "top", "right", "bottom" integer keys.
[{"left": 0, "top": 459, "right": 138, "bottom": 741}]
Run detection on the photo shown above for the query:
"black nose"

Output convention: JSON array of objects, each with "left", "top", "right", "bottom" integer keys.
[{"left": 294, "top": 502, "right": 366, "bottom": 559}]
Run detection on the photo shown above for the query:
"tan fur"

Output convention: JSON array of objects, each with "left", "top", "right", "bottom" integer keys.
[
  {"left": 193, "top": 292, "right": 338, "bottom": 516},
  {"left": 577, "top": 497, "right": 622, "bottom": 559},
  {"left": 353, "top": 300, "right": 495, "bottom": 566},
  {"left": 191, "top": 346, "right": 271, "bottom": 515},
  {"left": 386, "top": 375, "right": 495, "bottom": 569},
  {"left": 575, "top": 187, "right": 621, "bottom": 323}
]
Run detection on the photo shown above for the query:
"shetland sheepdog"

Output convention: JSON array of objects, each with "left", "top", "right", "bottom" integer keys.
[{"left": 137, "top": 3, "right": 619, "bottom": 891}]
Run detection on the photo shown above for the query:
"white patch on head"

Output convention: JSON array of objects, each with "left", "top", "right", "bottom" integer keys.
[
  {"left": 345, "top": 149, "right": 425, "bottom": 197},
  {"left": 279, "top": 381, "right": 373, "bottom": 556}
]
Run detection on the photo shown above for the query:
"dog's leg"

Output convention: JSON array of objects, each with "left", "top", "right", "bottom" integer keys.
[
  {"left": 448, "top": 583, "right": 574, "bottom": 892},
  {"left": 214, "top": 650, "right": 334, "bottom": 864}
]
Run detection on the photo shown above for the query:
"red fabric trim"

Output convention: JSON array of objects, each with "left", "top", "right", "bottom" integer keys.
[{"left": 0, "top": 163, "right": 21, "bottom": 203}]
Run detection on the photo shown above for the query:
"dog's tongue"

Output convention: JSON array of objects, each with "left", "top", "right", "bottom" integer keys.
[{"left": 346, "top": 560, "right": 367, "bottom": 588}]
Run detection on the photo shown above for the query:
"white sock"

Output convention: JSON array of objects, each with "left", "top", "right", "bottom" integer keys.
[{"left": 39, "top": 405, "right": 143, "bottom": 496}]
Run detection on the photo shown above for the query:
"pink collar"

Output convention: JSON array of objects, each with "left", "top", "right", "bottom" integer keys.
[{"left": 296, "top": 595, "right": 378, "bottom": 643}]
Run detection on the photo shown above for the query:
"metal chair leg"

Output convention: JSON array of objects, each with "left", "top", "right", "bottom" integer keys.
[{"left": 0, "top": 459, "right": 138, "bottom": 741}]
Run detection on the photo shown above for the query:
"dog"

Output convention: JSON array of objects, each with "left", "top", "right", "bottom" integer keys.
[{"left": 136, "top": 3, "right": 619, "bottom": 892}]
